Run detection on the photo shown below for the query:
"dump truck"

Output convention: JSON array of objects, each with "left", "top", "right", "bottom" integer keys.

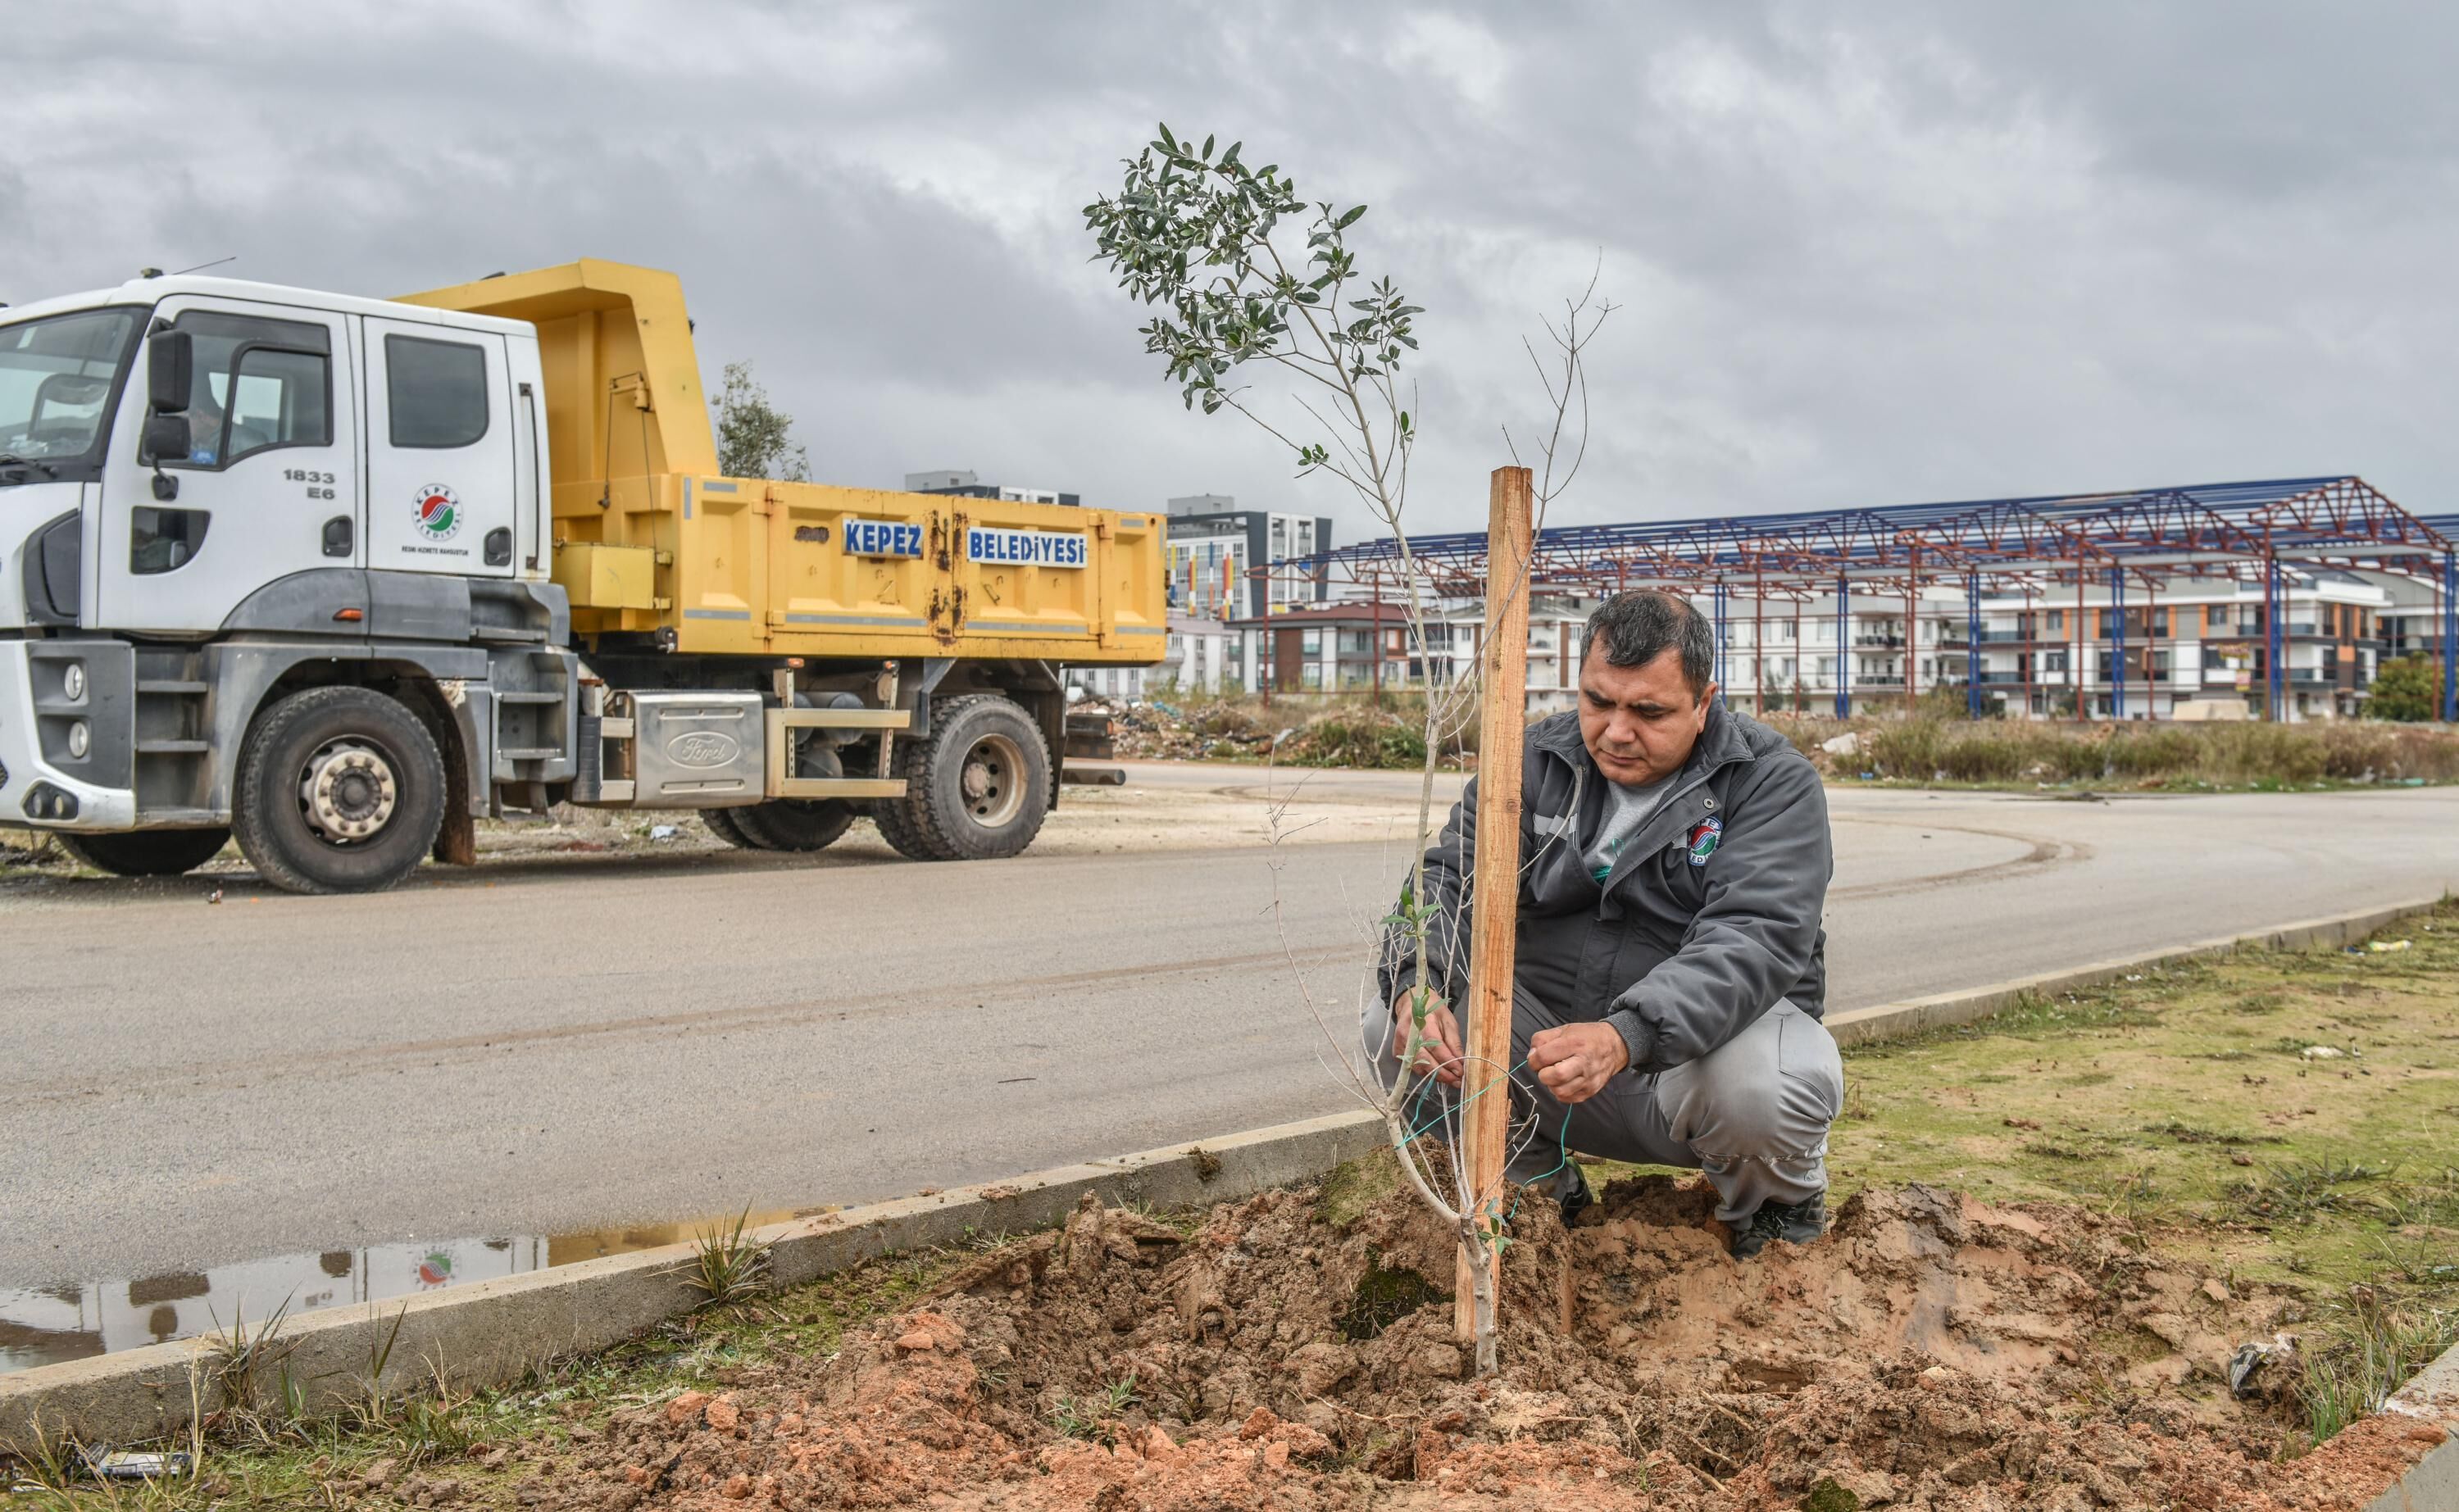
[{"left": 0, "top": 259, "right": 1164, "bottom": 892}]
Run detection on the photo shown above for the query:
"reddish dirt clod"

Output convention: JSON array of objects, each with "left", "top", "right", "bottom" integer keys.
[{"left": 661, "top": 1389, "right": 709, "bottom": 1427}]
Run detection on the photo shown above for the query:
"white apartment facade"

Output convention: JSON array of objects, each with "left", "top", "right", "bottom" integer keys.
[{"left": 1714, "top": 574, "right": 2392, "bottom": 721}]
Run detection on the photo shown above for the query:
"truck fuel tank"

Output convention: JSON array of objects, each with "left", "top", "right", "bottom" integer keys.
[{"left": 623, "top": 691, "right": 765, "bottom": 806}]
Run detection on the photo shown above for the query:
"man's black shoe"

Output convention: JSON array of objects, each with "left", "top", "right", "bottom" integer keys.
[
  {"left": 1730, "top": 1190, "right": 1826, "bottom": 1258},
  {"left": 1557, "top": 1165, "right": 1595, "bottom": 1227}
]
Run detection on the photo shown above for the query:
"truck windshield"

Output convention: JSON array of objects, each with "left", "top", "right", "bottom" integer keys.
[{"left": 0, "top": 308, "right": 141, "bottom": 479}]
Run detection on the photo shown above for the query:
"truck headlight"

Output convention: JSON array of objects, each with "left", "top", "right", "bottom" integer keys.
[
  {"left": 67, "top": 721, "right": 88, "bottom": 759},
  {"left": 62, "top": 663, "right": 84, "bottom": 702}
]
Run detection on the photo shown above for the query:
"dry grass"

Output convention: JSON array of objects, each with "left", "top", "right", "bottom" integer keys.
[{"left": 1769, "top": 713, "right": 2459, "bottom": 788}]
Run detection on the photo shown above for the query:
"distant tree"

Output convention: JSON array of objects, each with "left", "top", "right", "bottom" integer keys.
[
  {"left": 2368, "top": 655, "right": 2443, "bottom": 722},
  {"left": 714, "top": 361, "right": 809, "bottom": 482}
]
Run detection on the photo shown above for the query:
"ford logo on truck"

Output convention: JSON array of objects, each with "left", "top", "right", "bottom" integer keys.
[{"left": 666, "top": 732, "right": 739, "bottom": 768}]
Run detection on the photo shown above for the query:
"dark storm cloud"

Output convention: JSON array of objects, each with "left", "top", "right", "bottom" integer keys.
[{"left": 6, "top": 2, "right": 2455, "bottom": 539}]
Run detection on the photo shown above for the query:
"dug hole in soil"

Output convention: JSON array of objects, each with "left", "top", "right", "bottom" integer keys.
[{"left": 543, "top": 1170, "right": 2443, "bottom": 1510}]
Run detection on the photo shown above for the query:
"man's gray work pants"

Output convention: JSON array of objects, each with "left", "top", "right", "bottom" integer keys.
[{"left": 1362, "top": 986, "right": 1845, "bottom": 1224}]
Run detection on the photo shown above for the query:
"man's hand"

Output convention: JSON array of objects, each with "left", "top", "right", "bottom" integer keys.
[
  {"left": 1391, "top": 993, "right": 1465, "bottom": 1086},
  {"left": 1527, "top": 1021, "right": 1630, "bottom": 1105}
]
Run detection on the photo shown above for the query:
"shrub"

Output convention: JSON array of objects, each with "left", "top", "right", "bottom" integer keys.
[{"left": 2368, "top": 656, "right": 2444, "bottom": 723}]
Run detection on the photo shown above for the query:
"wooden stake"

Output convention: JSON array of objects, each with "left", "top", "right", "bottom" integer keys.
[{"left": 1456, "top": 465, "right": 1532, "bottom": 1342}]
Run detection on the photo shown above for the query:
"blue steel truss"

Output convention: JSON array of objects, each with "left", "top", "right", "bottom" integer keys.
[
  {"left": 1282, "top": 475, "right": 2456, "bottom": 721},
  {"left": 1300, "top": 475, "right": 2446, "bottom": 590}
]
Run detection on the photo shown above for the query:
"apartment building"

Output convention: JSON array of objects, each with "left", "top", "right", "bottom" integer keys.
[
  {"left": 1161, "top": 495, "right": 1333, "bottom": 622},
  {"left": 1716, "top": 574, "right": 2392, "bottom": 720}
]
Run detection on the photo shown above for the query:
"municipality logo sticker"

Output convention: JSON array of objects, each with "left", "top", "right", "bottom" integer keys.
[
  {"left": 1687, "top": 815, "right": 1723, "bottom": 868},
  {"left": 413, "top": 484, "right": 461, "bottom": 542}
]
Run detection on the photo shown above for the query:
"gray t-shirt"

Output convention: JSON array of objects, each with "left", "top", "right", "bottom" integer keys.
[{"left": 1587, "top": 774, "right": 1673, "bottom": 884}]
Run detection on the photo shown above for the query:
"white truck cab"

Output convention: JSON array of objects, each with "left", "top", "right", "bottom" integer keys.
[{"left": 0, "top": 274, "right": 564, "bottom": 887}]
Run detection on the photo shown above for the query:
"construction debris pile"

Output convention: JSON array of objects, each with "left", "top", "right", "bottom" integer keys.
[{"left": 520, "top": 1174, "right": 2436, "bottom": 1510}]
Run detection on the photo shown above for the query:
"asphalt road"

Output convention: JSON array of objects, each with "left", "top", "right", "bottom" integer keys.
[{"left": 4, "top": 773, "right": 2454, "bottom": 1293}]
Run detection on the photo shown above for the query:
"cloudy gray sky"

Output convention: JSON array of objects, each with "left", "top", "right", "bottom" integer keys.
[{"left": 10, "top": 2, "right": 2455, "bottom": 543}]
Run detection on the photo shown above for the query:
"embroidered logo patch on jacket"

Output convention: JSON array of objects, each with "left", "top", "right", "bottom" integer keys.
[{"left": 1687, "top": 815, "right": 1724, "bottom": 867}]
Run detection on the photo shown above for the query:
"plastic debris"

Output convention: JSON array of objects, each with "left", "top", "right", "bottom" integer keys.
[
  {"left": 2367, "top": 939, "right": 2412, "bottom": 952},
  {"left": 80, "top": 1450, "right": 191, "bottom": 1481},
  {"left": 648, "top": 824, "right": 680, "bottom": 842},
  {"left": 2298, "top": 1045, "right": 2344, "bottom": 1060},
  {"left": 2227, "top": 1334, "right": 2298, "bottom": 1397}
]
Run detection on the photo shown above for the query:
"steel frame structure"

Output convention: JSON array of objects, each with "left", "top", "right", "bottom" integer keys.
[{"left": 1286, "top": 476, "right": 2457, "bottom": 723}]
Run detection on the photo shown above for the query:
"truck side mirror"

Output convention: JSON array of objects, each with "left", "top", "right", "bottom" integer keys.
[
  {"left": 147, "top": 329, "right": 193, "bottom": 414},
  {"left": 144, "top": 413, "right": 192, "bottom": 462}
]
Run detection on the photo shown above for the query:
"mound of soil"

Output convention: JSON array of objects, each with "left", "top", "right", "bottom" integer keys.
[{"left": 535, "top": 1175, "right": 2441, "bottom": 1510}]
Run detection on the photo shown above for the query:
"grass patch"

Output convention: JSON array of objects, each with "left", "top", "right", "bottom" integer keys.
[
  {"left": 1832, "top": 904, "right": 2459, "bottom": 1289},
  {"left": 669, "top": 1207, "right": 775, "bottom": 1309},
  {"left": 2298, "top": 1287, "right": 2459, "bottom": 1446},
  {"left": 1826, "top": 897, "right": 2459, "bottom": 1446},
  {"left": 1316, "top": 1145, "right": 1403, "bottom": 1229},
  {"left": 1771, "top": 713, "right": 2459, "bottom": 791}
]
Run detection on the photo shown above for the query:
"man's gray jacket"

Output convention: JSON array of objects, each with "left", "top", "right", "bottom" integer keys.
[{"left": 1378, "top": 702, "right": 1831, "bottom": 1074}]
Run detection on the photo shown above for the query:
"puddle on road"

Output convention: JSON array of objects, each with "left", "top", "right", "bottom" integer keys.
[{"left": 0, "top": 1206, "right": 822, "bottom": 1375}]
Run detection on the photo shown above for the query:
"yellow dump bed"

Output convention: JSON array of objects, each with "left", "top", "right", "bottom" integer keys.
[{"left": 400, "top": 261, "right": 1164, "bottom": 663}]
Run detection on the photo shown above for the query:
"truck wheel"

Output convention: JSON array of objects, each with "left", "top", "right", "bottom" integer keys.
[
  {"left": 875, "top": 693, "right": 1051, "bottom": 861},
  {"left": 59, "top": 828, "right": 233, "bottom": 877},
  {"left": 702, "top": 809, "right": 762, "bottom": 849},
  {"left": 727, "top": 799, "right": 857, "bottom": 852},
  {"left": 233, "top": 687, "right": 448, "bottom": 894}
]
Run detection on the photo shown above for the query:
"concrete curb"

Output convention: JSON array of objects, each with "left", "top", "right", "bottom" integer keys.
[
  {"left": 3, "top": 891, "right": 2450, "bottom": 1477},
  {"left": 0, "top": 1108, "right": 1386, "bottom": 1455},
  {"left": 2370, "top": 1341, "right": 2459, "bottom": 1512},
  {"left": 1823, "top": 893, "right": 2451, "bottom": 1047}
]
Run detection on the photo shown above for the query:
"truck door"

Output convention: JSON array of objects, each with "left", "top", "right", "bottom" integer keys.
[
  {"left": 362, "top": 318, "right": 516, "bottom": 579},
  {"left": 95, "top": 296, "right": 358, "bottom": 634}
]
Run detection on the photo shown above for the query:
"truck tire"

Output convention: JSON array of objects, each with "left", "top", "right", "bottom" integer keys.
[
  {"left": 726, "top": 799, "right": 857, "bottom": 852},
  {"left": 874, "top": 693, "right": 1051, "bottom": 861},
  {"left": 232, "top": 687, "right": 448, "bottom": 895},
  {"left": 702, "top": 808, "right": 762, "bottom": 849},
  {"left": 59, "top": 828, "right": 233, "bottom": 877}
]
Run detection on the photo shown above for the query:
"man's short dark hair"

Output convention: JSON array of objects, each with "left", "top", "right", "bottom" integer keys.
[{"left": 1582, "top": 590, "right": 1715, "bottom": 702}]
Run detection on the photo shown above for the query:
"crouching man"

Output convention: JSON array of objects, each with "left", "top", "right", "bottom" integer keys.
[{"left": 1370, "top": 590, "right": 1843, "bottom": 1257}]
